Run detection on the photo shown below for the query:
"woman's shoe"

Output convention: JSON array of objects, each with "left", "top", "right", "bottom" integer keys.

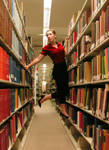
[
  {"left": 38, "top": 99, "right": 41, "bottom": 107},
  {"left": 60, "top": 112, "right": 69, "bottom": 118},
  {"left": 38, "top": 95, "right": 45, "bottom": 107}
]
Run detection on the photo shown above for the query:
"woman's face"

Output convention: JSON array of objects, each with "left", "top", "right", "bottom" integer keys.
[{"left": 46, "top": 31, "right": 56, "bottom": 43}]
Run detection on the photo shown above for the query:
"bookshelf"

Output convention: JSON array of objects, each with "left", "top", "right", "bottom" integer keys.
[
  {"left": 65, "top": 0, "right": 109, "bottom": 150},
  {"left": 0, "top": 0, "right": 35, "bottom": 149}
]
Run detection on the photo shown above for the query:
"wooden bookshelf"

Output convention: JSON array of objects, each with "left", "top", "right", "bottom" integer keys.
[
  {"left": 0, "top": 0, "right": 35, "bottom": 149},
  {"left": 69, "top": 118, "right": 93, "bottom": 146},
  {"left": 0, "top": 98, "right": 33, "bottom": 127},
  {"left": 69, "top": 79, "right": 109, "bottom": 88},
  {"left": 56, "top": 103, "right": 93, "bottom": 150},
  {"left": 66, "top": 0, "right": 109, "bottom": 150},
  {"left": 70, "top": 0, "right": 90, "bottom": 36},
  {"left": 67, "top": 101, "right": 109, "bottom": 126},
  {"left": 69, "top": 0, "right": 108, "bottom": 54},
  {"left": 0, "top": 2, "right": 34, "bottom": 78}
]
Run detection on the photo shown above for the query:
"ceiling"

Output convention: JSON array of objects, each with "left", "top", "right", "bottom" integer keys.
[{"left": 22, "top": 0, "right": 85, "bottom": 82}]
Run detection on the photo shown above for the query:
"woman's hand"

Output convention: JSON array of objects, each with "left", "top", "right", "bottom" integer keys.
[
  {"left": 65, "top": 36, "right": 70, "bottom": 47},
  {"left": 64, "top": 36, "right": 70, "bottom": 56},
  {"left": 65, "top": 36, "right": 70, "bottom": 41},
  {"left": 24, "top": 64, "right": 29, "bottom": 70}
]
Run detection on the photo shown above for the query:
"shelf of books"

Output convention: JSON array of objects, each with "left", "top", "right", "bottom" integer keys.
[
  {"left": 0, "top": 0, "right": 35, "bottom": 149},
  {"left": 66, "top": 0, "right": 109, "bottom": 150}
]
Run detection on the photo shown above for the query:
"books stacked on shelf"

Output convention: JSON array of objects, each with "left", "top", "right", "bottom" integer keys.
[
  {"left": 65, "top": 0, "right": 109, "bottom": 150},
  {"left": 68, "top": 12, "right": 78, "bottom": 36},
  {"left": 0, "top": 0, "right": 12, "bottom": 48},
  {"left": 0, "top": 125, "right": 9, "bottom": 150},
  {"left": 67, "top": 12, "right": 79, "bottom": 53},
  {"left": 0, "top": 100, "right": 34, "bottom": 150},
  {"left": 66, "top": 103, "right": 109, "bottom": 150},
  {"left": 69, "top": 85, "right": 109, "bottom": 120},
  {"left": 0, "top": 47, "right": 10, "bottom": 81},
  {"left": 0, "top": 89, "right": 10, "bottom": 122},
  {"left": 0, "top": 0, "right": 35, "bottom": 149},
  {"left": 12, "top": 0, "right": 22, "bottom": 38},
  {"left": 0, "top": 87, "right": 32, "bottom": 124},
  {"left": 8, "top": 102, "right": 34, "bottom": 146}
]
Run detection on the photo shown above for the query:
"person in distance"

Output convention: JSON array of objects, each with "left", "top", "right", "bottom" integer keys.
[{"left": 25, "top": 29, "right": 69, "bottom": 118}]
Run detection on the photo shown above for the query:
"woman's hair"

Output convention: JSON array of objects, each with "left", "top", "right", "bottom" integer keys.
[{"left": 46, "top": 29, "right": 56, "bottom": 36}]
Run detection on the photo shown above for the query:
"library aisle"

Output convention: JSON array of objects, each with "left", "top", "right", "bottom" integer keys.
[{"left": 20, "top": 101, "right": 75, "bottom": 150}]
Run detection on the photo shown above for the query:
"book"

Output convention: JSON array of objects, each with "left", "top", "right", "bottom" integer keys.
[
  {"left": 96, "top": 88, "right": 103, "bottom": 117},
  {"left": 10, "top": 89, "right": 15, "bottom": 112},
  {"left": 0, "top": 125, "right": 9, "bottom": 150},
  {"left": 105, "top": 133, "right": 109, "bottom": 150},
  {"left": 92, "top": 88, "right": 98, "bottom": 115},
  {"left": 101, "top": 89, "right": 109, "bottom": 119},
  {"left": 12, "top": 115, "right": 15, "bottom": 143},
  {"left": 84, "top": 61, "right": 92, "bottom": 82}
]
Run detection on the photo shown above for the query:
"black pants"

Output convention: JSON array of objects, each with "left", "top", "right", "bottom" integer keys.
[{"left": 51, "top": 61, "right": 69, "bottom": 104}]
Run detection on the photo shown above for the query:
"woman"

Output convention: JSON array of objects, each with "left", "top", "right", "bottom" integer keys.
[{"left": 25, "top": 29, "right": 69, "bottom": 117}]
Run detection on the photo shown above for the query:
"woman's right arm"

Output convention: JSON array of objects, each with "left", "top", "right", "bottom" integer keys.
[{"left": 25, "top": 54, "right": 45, "bottom": 70}]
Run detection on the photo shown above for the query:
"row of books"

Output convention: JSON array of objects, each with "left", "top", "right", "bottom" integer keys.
[
  {"left": 10, "top": 88, "right": 30, "bottom": 113},
  {"left": 70, "top": 31, "right": 77, "bottom": 48},
  {"left": 12, "top": 29, "right": 23, "bottom": 61},
  {"left": 68, "top": 12, "right": 78, "bottom": 35},
  {"left": 68, "top": 0, "right": 106, "bottom": 37},
  {"left": 93, "top": 125, "right": 109, "bottom": 150},
  {"left": 67, "top": 11, "right": 109, "bottom": 67},
  {"left": 0, "top": 46, "right": 31, "bottom": 85},
  {"left": 69, "top": 85, "right": 109, "bottom": 120},
  {"left": 68, "top": 61, "right": 92, "bottom": 83},
  {"left": 0, "top": 0, "right": 32, "bottom": 66},
  {"left": 77, "top": 111, "right": 93, "bottom": 137},
  {"left": 67, "top": 105, "right": 109, "bottom": 150},
  {"left": 68, "top": 46, "right": 109, "bottom": 83},
  {"left": 67, "top": 33, "right": 91, "bottom": 60},
  {"left": 11, "top": 0, "right": 32, "bottom": 53},
  {"left": 76, "top": 9, "right": 91, "bottom": 40},
  {"left": 78, "top": 35, "right": 91, "bottom": 59},
  {"left": 91, "top": 0, "right": 106, "bottom": 16},
  {"left": 10, "top": 56, "right": 31, "bottom": 85},
  {"left": 0, "top": 88, "right": 31, "bottom": 123},
  {"left": 0, "top": 0, "right": 12, "bottom": 48},
  {"left": 3, "top": 0, "right": 12, "bottom": 13},
  {"left": 67, "top": 3, "right": 109, "bottom": 55},
  {"left": 0, "top": 0, "right": 33, "bottom": 59},
  {"left": 68, "top": 51, "right": 77, "bottom": 66},
  {"left": 0, "top": 125, "right": 9, "bottom": 150},
  {"left": 9, "top": 108, "right": 28, "bottom": 144},
  {"left": 12, "top": 0, "right": 22, "bottom": 38},
  {"left": 0, "top": 102, "right": 34, "bottom": 150},
  {"left": 91, "top": 7, "right": 109, "bottom": 50},
  {"left": 68, "top": 68, "right": 77, "bottom": 84},
  {"left": 68, "top": 0, "right": 106, "bottom": 36},
  {"left": 68, "top": 9, "right": 91, "bottom": 49}
]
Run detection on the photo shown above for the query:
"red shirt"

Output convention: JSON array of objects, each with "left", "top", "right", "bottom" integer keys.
[{"left": 41, "top": 42, "right": 65, "bottom": 64}]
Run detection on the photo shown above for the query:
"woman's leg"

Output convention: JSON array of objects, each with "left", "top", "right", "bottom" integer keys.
[
  {"left": 40, "top": 94, "right": 52, "bottom": 104},
  {"left": 38, "top": 93, "right": 69, "bottom": 117},
  {"left": 60, "top": 103, "right": 69, "bottom": 117},
  {"left": 38, "top": 94, "right": 52, "bottom": 107},
  {"left": 52, "top": 92, "right": 69, "bottom": 117},
  {"left": 54, "top": 78, "right": 69, "bottom": 117}
]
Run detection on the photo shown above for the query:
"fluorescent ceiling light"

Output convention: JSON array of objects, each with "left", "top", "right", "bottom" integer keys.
[
  {"left": 42, "top": 0, "right": 52, "bottom": 82},
  {"left": 44, "top": 0, "right": 52, "bottom": 9},
  {"left": 43, "top": 0, "right": 52, "bottom": 46},
  {"left": 43, "top": 64, "right": 47, "bottom": 68},
  {"left": 44, "top": 9, "right": 51, "bottom": 28}
]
